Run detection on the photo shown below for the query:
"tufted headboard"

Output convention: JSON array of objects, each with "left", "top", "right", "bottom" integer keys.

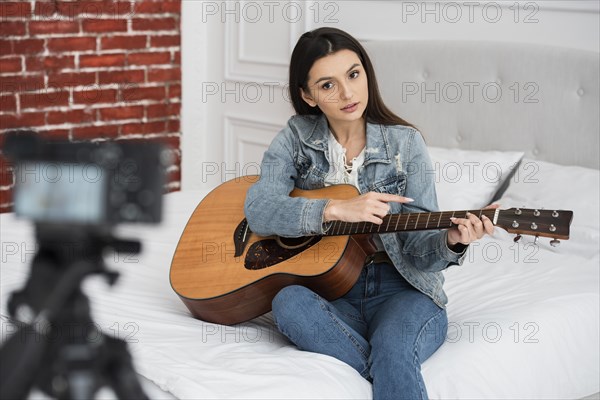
[{"left": 362, "top": 40, "right": 599, "bottom": 169}]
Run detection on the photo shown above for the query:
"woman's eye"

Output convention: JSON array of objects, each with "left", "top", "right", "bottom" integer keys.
[
  {"left": 349, "top": 70, "right": 359, "bottom": 79},
  {"left": 321, "top": 82, "right": 334, "bottom": 90}
]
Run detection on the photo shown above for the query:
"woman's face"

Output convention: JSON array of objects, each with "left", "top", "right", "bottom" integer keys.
[{"left": 301, "top": 49, "right": 368, "bottom": 127}]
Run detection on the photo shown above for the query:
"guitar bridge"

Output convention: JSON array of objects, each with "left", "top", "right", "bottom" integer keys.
[{"left": 233, "top": 218, "right": 251, "bottom": 257}]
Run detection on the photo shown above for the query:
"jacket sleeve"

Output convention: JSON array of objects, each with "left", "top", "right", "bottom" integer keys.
[
  {"left": 394, "top": 131, "right": 468, "bottom": 272},
  {"left": 243, "top": 125, "right": 329, "bottom": 238}
]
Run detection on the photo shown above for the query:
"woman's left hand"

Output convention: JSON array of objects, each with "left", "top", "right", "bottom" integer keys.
[{"left": 446, "top": 204, "right": 499, "bottom": 247}]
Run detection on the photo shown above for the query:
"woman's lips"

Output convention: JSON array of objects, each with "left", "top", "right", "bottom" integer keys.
[{"left": 341, "top": 102, "right": 359, "bottom": 113}]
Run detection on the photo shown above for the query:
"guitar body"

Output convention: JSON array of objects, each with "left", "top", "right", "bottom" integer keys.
[
  {"left": 170, "top": 176, "right": 573, "bottom": 326},
  {"left": 170, "top": 176, "right": 373, "bottom": 325}
]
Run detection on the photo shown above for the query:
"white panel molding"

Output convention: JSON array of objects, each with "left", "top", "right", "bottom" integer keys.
[
  {"left": 223, "top": 115, "right": 282, "bottom": 171},
  {"left": 225, "top": 14, "right": 294, "bottom": 84}
]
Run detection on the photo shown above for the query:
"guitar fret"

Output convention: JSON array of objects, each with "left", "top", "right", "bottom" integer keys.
[
  {"left": 385, "top": 215, "right": 392, "bottom": 232},
  {"left": 404, "top": 213, "right": 410, "bottom": 230},
  {"left": 450, "top": 211, "right": 456, "bottom": 227},
  {"left": 414, "top": 213, "right": 420, "bottom": 229},
  {"left": 425, "top": 213, "right": 431, "bottom": 229},
  {"left": 436, "top": 212, "right": 441, "bottom": 228},
  {"left": 394, "top": 214, "right": 401, "bottom": 231}
]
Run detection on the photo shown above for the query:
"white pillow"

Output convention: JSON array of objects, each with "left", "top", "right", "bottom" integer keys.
[
  {"left": 497, "top": 159, "right": 599, "bottom": 230},
  {"left": 427, "top": 147, "right": 524, "bottom": 211}
]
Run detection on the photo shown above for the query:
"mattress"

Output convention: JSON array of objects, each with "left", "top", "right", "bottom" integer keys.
[{"left": 1, "top": 159, "right": 598, "bottom": 399}]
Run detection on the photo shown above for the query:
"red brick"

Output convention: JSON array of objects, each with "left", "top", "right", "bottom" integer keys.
[
  {"left": 118, "top": 134, "right": 179, "bottom": 149},
  {"left": 128, "top": 52, "right": 171, "bottom": 66},
  {"left": 101, "top": 35, "right": 147, "bottom": 50},
  {"left": 146, "top": 103, "right": 180, "bottom": 118},
  {"left": 34, "top": 1, "right": 57, "bottom": 17},
  {"left": 0, "top": 21, "right": 26, "bottom": 36},
  {"left": 168, "top": 84, "right": 181, "bottom": 99},
  {"left": 47, "top": 37, "right": 97, "bottom": 52},
  {"left": 37, "top": 128, "right": 70, "bottom": 140},
  {"left": 29, "top": 20, "right": 80, "bottom": 35},
  {"left": 0, "top": 58, "right": 22, "bottom": 73},
  {"left": 48, "top": 72, "right": 97, "bottom": 88},
  {"left": 0, "top": 156, "right": 15, "bottom": 186},
  {"left": 82, "top": 19, "right": 128, "bottom": 33},
  {"left": 56, "top": 1, "right": 132, "bottom": 17},
  {"left": 150, "top": 35, "right": 180, "bottom": 48},
  {"left": 148, "top": 68, "right": 180, "bottom": 82},
  {"left": 10, "top": 39, "right": 45, "bottom": 55},
  {"left": 166, "top": 168, "right": 181, "bottom": 185},
  {"left": 166, "top": 119, "right": 180, "bottom": 133},
  {"left": 98, "top": 69, "right": 145, "bottom": 84},
  {"left": 72, "top": 124, "right": 119, "bottom": 140},
  {"left": 98, "top": 106, "right": 144, "bottom": 120},
  {"left": 0, "top": 40, "right": 12, "bottom": 54},
  {"left": 47, "top": 109, "right": 95, "bottom": 125},
  {"left": 73, "top": 88, "right": 118, "bottom": 105},
  {"left": 0, "top": 95, "right": 17, "bottom": 112},
  {"left": 0, "top": 2, "right": 32, "bottom": 18},
  {"left": 121, "top": 121, "right": 166, "bottom": 135},
  {"left": 80, "top": 54, "right": 126, "bottom": 68},
  {"left": 122, "top": 86, "right": 165, "bottom": 102},
  {"left": 0, "top": 74, "right": 44, "bottom": 93},
  {"left": 132, "top": 18, "right": 177, "bottom": 31},
  {"left": 20, "top": 91, "right": 70, "bottom": 109},
  {"left": 0, "top": 188, "right": 13, "bottom": 206},
  {"left": 173, "top": 51, "right": 181, "bottom": 64},
  {"left": 135, "top": 0, "right": 181, "bottom": 14},
  {"left": 26, "top": 56, "right": 75, "bottom": 72},
  {"left": 0, "top": 112, "right": 46, "bottom": 130},
  {"left": 0, "top": 166, "right": 14, "bottom": 187}
]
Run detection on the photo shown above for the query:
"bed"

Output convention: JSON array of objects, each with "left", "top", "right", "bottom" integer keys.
[{"left": 1, "top": 40, "right": 599, "bottom": 399}]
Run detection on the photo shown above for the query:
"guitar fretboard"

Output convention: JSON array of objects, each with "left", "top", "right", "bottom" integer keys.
[{"left": 324, "top": 209, "right": 498, "bottom": 236}]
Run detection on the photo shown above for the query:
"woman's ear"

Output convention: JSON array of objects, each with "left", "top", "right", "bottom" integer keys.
[{"left": 300, "top": 88, "right": 318, "bottom": 108}]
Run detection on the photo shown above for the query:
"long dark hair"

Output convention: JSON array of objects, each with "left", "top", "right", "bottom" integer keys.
[{"left": 289, "top": 27, "right": 416, "bottom": 129}]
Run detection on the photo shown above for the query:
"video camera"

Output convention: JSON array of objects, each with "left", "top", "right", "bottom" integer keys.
[{"left": 0, "top": 131, "right": 169, "bottom": 400}]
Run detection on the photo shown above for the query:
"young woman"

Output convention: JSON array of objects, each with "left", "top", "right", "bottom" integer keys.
[{"left": 244, "top": 27, "right": 495, "bottom": 399}]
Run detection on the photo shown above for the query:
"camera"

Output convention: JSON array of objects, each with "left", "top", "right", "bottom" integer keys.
[
  {"left": 0, "top": 131, "right": 168, "bottom": 400},
  {"left": 5, "top": 131, "right": 166, "bottom": 226}
]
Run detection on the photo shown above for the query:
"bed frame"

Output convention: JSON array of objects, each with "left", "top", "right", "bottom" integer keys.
[{"left": 363, "top": 40, "right": 599, "bottom": 169}]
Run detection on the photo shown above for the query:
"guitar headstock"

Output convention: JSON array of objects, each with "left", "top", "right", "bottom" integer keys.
[{"left": 496, "top": 208, "right": 573, "bottom": 245}]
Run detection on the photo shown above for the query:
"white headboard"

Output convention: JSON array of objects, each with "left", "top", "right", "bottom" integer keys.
[{"left": 362, "top": 40, "right": 599, "bottom": 169}]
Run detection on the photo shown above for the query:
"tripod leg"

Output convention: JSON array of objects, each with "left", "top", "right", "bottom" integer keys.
[{"left": 103, "top": 335, "right": 149, "bottom": 400}]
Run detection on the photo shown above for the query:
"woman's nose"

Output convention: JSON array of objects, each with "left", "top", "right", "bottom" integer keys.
[{"left": 338, "top": 82, "right": 353, "bottom": 100}]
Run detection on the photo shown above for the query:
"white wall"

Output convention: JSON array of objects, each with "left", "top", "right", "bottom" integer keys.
[{"left": 182, "top": 0, "right": 599, "bottom": 190}]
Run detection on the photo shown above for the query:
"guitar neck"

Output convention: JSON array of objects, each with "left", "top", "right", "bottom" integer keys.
[{"left": 324, "top": 209, "right": 498, "bottom": 236}]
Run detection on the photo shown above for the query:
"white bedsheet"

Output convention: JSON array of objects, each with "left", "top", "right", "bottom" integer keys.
[{"left": 1, "top": 184, "right": 598, "bottom": 399}]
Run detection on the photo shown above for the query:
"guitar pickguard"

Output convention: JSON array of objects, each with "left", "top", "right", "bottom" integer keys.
[{"left": 244, "top": 236, "right": 322, "bottom": 270}]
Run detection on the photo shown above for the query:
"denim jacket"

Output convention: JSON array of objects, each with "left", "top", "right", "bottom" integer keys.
[{"left": 244, "top": 114, "right": 468, "bottom": 308}]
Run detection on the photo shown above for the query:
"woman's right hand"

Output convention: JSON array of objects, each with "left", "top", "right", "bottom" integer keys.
[{"left": 323, "top": 192, "right": 414, "bottom": 225}]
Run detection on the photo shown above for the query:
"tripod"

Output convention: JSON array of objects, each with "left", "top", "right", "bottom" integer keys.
[{"left": 0, "top": 225, "right": 149, "bottom": 400}]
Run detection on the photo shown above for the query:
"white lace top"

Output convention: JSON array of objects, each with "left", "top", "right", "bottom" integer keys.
[{"left": 324, "top": 130, "right": 365, "bottom": 188}]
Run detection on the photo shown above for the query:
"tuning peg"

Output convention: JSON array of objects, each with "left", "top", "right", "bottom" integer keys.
[
  {"left": 550, "top": 239, "right": 560, "bottom": 247},
  {"left": 513, "top": 234, "right": 522, "bottom": 243},
  {"left": 533, "top": 235, "right": 539, "bottom": 245}
]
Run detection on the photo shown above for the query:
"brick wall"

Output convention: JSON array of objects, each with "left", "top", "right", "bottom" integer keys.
[{"left": 0, "top": 0, "right": 182, "bottom": 213}]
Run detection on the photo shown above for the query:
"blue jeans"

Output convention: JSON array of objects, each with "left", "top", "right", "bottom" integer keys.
[{"left": 272, "top": 261, "right": 448, "bottom": 400}]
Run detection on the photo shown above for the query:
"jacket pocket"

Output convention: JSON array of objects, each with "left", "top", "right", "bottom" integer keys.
[{"left": 368, "top": 173, "right": 407, "bottom": 195}]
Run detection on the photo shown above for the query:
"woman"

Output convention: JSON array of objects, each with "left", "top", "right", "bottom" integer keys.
[{"left": 244, "top": 27, "right": 494, "bottom": 399}]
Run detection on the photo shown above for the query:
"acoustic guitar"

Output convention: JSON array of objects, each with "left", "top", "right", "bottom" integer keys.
[{"left": 170, "top": 175, "right": 573, "bottom": 325}]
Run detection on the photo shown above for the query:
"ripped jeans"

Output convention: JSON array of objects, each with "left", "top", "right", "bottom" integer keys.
[{"left": 271, "top": 261, "right": 448, "bottom": 400}]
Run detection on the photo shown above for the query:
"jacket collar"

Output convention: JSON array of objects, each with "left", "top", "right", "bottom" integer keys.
[{"left": 298, "top": 114, "right": 391, "bottom": 165}]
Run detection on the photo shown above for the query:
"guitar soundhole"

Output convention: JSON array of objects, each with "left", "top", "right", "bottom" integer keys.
[
  {"left": 276, "top": 236, "right": 313, "bottom": 249},
  {"left": 245, "top": 236, "right": 321, "bottom": 270}
]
